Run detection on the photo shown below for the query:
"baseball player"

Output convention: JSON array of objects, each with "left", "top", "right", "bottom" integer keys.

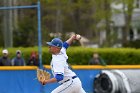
[{"left": 41, "top": 35, "right": 86, "bottom": 93}]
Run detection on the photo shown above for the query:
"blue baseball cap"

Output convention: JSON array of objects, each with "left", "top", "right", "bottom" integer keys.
[{"left": 46, "top": 38, "right": 63, "bottom": 48}]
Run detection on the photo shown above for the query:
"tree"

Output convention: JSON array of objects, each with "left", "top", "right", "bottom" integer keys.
[
  {"left": 1, "top": 0, "right": 126, "bottom": 47},
  {"left": 92, "top": 0, "right": 112, "bottom": 47},
  {"left": 2, "top": 0, "right": 13, "bottom": 48},
  {"left": 122, "top": 0, "right": 134, "bottom": 45}
]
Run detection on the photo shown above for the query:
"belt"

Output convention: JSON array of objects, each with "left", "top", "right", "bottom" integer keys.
[
  {"left": 61, "top": 76, "right": 77, "bottom": 84},
  {"left": 72, "top": 76, "right": 77, "bottom": 79}
]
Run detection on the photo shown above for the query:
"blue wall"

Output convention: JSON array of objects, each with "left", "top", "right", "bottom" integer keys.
[{"left": 0, "top": 69, "right": 100, "bottom": 93}]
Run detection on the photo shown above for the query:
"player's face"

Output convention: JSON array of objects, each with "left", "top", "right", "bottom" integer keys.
[{"left": 48, "top": 46, "right": 60, "bottom": 54}]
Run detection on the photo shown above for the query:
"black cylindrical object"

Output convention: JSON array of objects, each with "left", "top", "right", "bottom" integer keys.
[{"left": 94, "top": 70, "right": 140, "bottom": 93}]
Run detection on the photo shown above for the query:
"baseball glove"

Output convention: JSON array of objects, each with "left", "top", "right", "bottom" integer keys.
[{"left": 37, "top": 68, "right": 51, "bottom": 82}]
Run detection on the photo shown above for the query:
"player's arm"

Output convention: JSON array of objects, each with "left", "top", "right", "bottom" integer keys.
[
  {"left": 65, "top": 35, "right": 76, "bottom": 45},
  {"left": 63, "top": 35, "right": 77, "bottom": 49},
  {"left": 42, "top": 74, "right": 63, "bottom": 84},
  {"left": 42, "top": 78, "right": 57, "bottom": 84}
]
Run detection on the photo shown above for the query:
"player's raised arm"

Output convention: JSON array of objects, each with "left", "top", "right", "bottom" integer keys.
[{"left": 66, "top": 34, "right": 81, "bottom": 45}]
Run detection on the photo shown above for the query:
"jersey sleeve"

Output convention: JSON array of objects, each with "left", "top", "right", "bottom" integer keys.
[
  {"left": 63, "top": 42, "right": 69, "bottom": 49},
  {"left": 55, "top": 74, "right": 64, "bottom": 82}
]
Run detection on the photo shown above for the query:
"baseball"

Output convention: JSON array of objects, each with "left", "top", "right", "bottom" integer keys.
[{"left": 76, "top": 34, "right": 81, "bottom": 40}]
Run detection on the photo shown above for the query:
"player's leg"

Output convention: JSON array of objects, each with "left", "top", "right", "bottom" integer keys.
[
  {"left": 78, "top": 87, "right": 86, "bottom": 93},
  {"left": 51, "top": 79, "right": 74, "bottom": 93},
  {"left": 51, "top": 78, "right": 86, "bottom": 93},
  {"left": 72, "top": 78, "right": 86, "bottom": 93}
]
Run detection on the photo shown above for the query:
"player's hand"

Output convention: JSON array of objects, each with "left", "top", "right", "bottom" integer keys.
[
  {"left": 71, "top": 34, "right": 81, "bottom": 40},
  {"left": 70, "top": 34, "right": 76, "bottom": 40},
  {"left": 39, "top": 80, "right": 46, "bottom": 85}
]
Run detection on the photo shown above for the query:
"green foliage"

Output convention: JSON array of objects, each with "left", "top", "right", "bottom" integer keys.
[
  {"left": 123, "top": 40, "right": 140, "bottom": 49},
  {"left": 14, "top": 16, "right": 38, "bottom": 47},
  {"left": 1, "top": 47, "right": 140, "bottom": 65}
]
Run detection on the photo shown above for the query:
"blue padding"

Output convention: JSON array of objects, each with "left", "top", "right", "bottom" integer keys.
[
  {"left": 0, "top": 69, "right": 100, "bottom": 93},
  {"left": 74, "top": 69, "right": 101, "bottom": 93},
  {"left": 0, "top": 70, "right": 42, "bottom": 93}
]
